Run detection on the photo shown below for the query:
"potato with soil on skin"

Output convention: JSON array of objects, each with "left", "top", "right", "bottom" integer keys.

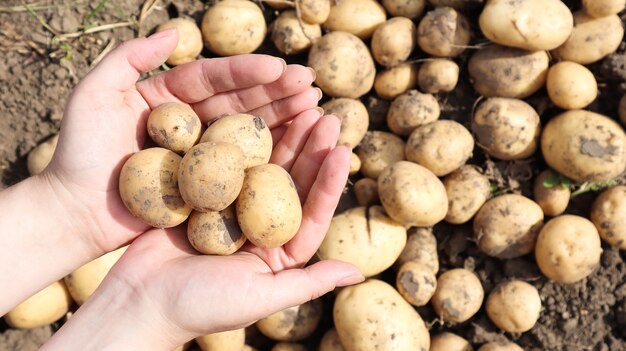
[
  {"left": 443, "top": 165, "right": 491, "bottom": 224},
  {"left": 298, "top": 0, "right": 331, "bottom": 24},
  {"left": 533, "top": 170, "right": 570, "bottom": 217},
  {"left": 479, "top": 0, "right": 573, "bottom": 51},
  {"left": 237, "top": 163, "right": 302, "bottom": 248},
  {"left": 321, "top": 98, "right": 369, "bottom": 149},
  {"left": 157, "top": 17, "right": 203, "bottom": 66},
  {"left": 257, "top": 300, "right": 323, "bottom": 341},
  {"left": 405, "top": 120, "right": 474, "bottom": 177},
  {"left": 478, "top": 342, "right": 524, "bottom": 351},
  {"left": 387, "top": 90, "right": 440, "bottom": 137},
  {"left": 200, "top": 113, "right": 272, "bottom": 169},
  {"left": 551, "top": 11, "right": 624, "bottom": 65},
  {"left": 187, "top": 205, "right": 246, "bottom": 255},
  {"left": 374, "top": 63, "right": 419, "bottom": 100},
  {"left": 271, "top": 10, "right": 322, "bottom": 55},
  {"left": 591, "top": 185, "right": 626, "bottom": 249},
  {"left": 547, "top": 62, "right": 598, "bottom": 110},
  {"left": 178, "top": 142, "right": 245, "bottom": 212},
  {"left": 201, "top": 0, "right": 266, "bottom": 56},
  {"left": 541, "top": 110, "right": 626, "bottom": 183},
  {"left": 417, "top": 7, "right": 471, "bottom": 58},
  {"left": 334, "top": 279, "right": 430, "bottom": 351},
  {"left": 378, "top": 161, "right": 448, "bottom": 227},
  {"left": 396, "top": 261, "right": 437, "bottom": 307},
  {"left": 147, "top": 102, "right": 202, "bottom": 155},
  {"left": 271, "top": 343, "right": 307, "bottom": 351},
  {"left": 195, "top": 328, "right": 245, "bottom": 351},
  {"left": 418, "top": 59, "right": 459, "bottom": 94},
  {"left": 349, "top": 152, "right": 361, "bottom": 175},
  {"left": 318, "top": 206, "right": 407, "bottom": 277},
  {"left": 535, "top": 215, "right": 602, "bottom": 283},
  {"left": 27, "top": 134, "right": 58, "bottom": 175},
  {"left": 322, "top": 0, "right": 387, "bottom": 39},
  {"left": 583, "top": 0, "right": 626, "bottom": 17},
  {"left": 472, "top": 97, "right": 541, "bottom": 160},
  {"left": 4, "top": 281, "right": 72, "bottom": 329},
  {"left": 371, "top": 17, "right": 416, "bottom": 67},
  {"left": 430, "top": 332, "right": 473, "bottom": 351},
  {"left": 319, "top": 328, "right": 345, "bottom": 351},
  {"left": 383, "top": 0, "right": 425, "bottom": 18},
  {"left": 308, "top": 31, "right": 376, "bottom": 99},
  {"left": 486, "top": 280, "right": 541, "bottom": 333},
  {"left": 468, "top": 45, "right": 549, "bottom": 98},
  {"left": 431, "top": 268, "right": 484, "bottom": 323},
  {"left": 354, "top": 178, "right": 379, "bottom": 206},
  {"left": 395, "top": 227, "right": 439, "bottom": 274},
  {"left": 119, "top": 148, "right": 192, "bottom": 228},
  {"left": 355, "top": 131, "right": 406, "bottom": 179}
]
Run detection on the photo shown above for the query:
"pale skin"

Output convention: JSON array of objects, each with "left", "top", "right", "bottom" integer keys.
[{"left": 0, "top": 29, "right": 363, "bottom": 350}]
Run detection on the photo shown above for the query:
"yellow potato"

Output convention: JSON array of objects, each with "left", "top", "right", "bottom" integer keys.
[
  {"left": 395, "top": 227, "right": 438, "bottom": 274},
  {"left": 299, "top": 0, "right": 331, "bottom": 24},
  {"left": 431, "top": 269, "right": 484, "bottom": 323},
  {"left": 27, "top": 134, "right": 58, "bottom": 176},
  {"left": 4, "top": 281, "right": 72, "bottom": 329},
  {"left": 374, "top": 63, "right": 418, "bottom": 100},
  {"left": 157, "top": 17, "right": 203, "bottom": 66},
  {"left": 271, "top": 10, "right": 322, "bottom": 55},
  {"left": 387, "top": 90, "right": 440, "bottom": 136},
  {"left": 583, "top": 0, "right": 626, "bottom": 17},
  {"left": 322, "top": 98, "right": 369, "bottom": 149},
  {"left": 417, "top": 7, "right": 471, "bottom": 57},
  {"left": 486, "top": 280, "right": 541, "bottom": 333},
  {"left": 382, "top": 0, "right": 425, "bottom": 19},
  {"left": 371, "top": 17, "right": 416, "bottom": 67},
  {"left": 591, "top": 185, "right": 626, "bottom": 249},
  {"left": 478, "top": 342, "right": 523, "bottom": 351},
  {"left": 257, "top": 300, "right": 322, "bottom": 341},
  {"left": 430, "top": 332, "right": 473, "bottom": 351},
  {"left": 533, "top": 170, "right": 570, "bottom": 217},
  {"left": 187, "top": 205, "right": 246, "bottom": 255},
  {"left": 396, "top": 261, "right": 437, "bottom": 306},
  {"left": 547, "top": 62, "right": 598, "bottom": 110},
  {"left": 355, "top": 131, "right": 406, "bottom": 179},
  {"left": 319, "top": 328, "right": 345, "bottom": 351},
  {"left": 323, "top": 0, "right": 387, "bottom": 39},
  {"left": 418, "top": 59, "right": 459, "bottom": 94},
  {"left": 353, "top": 178, "right": 379, "bottom": 207},
  {"left": 443, "top": 165, "right": 491, "bottom": 224},
  {"left": 195, "top": 328, "right": 245, "bottom": 351},
  {"left": 349, "top": 152, "right": 361, "bottom": 175},
  {"left": 147, "top": 102, "right": 202, "bottom": 154}
]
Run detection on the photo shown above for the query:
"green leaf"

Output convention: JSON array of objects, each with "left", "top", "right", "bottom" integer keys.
[{"left": 542, "top": 171, "right": 560, "bottom": 188}]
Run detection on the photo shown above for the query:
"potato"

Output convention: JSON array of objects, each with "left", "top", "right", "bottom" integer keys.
[
  {"left": 4, "top": 281, "right": 72, "bottom": 329},
  {"left": 319, "top": 328, "right": 345, "bottom": 351},
  {"left": 478, "top": 342, "right": 523, "bottom": 351},
  {"left": 257, "top": 300, "right": 322, "bottom": 341},
  {"left": 354, "top": 178, "right": 379, "bottom": 207},
  {"left": 119, "top": 148, "right": 192, "bottom": 228},
  {"left": 371, "top": 17, "right": 416, "bottom": 67},
  {"left": 201, "top": 0, "right": 266, "bottom": 56},
  {"left": 468, "top": 45, "right": 549, "bottom": 98},
  {"left": 535, "top": 215, "right": 602, "bottom": 283},
  {"left": 187, "top": 205, "right": 246, "bottom": 255},
  {"left": 473, "top": 194, "right": 544, "bottom": 259},
  {"left": 541, "top": 110, "right": 626, "bottom": 182},
  {"left": 533, "top": 170, "right": 570, "bottom": 217},
  {"left": 405, "top": 120, "right": 474, "bottom": 176},
  {"left": 418, "top": 59, "right": 459, "bottom": 94},
  {"left": 271, "top": 343, "right": 307, "bottom": 351},
  {"left": 546, "top": 62, "right": 597, "bottom": 110},
  {"left": 157, "top": 17, "right": 203, "bottom": 66},
  {"left": 428, "top": 0, "right": 484, "bottom": 10},
  {"left": 396, "top": 261, "right": 437, "bottom": 307},
  {"left": 318, "top": 206, "right": 407, "bottom": 277},
  {"left": 430, "top": 332, "right": 473, "bottom": 351},
  {"left": 334, "top": 279, "right": 430, "bottom": 351},
  {"left": 486, "top": 280, "right": 541, "bottom": 333},
  {"left": 551, "top": 11, "right": 624, "bottom": 65},
  {"left": 355, "top": 131, "right": 406, "bottom": 179},
  {"left": 382, "top": 0, "right": 425, "bottom": 19},
  {"left": 308, "top": 31, "right": 376, "bottom": 99},
  {"left": 195, "top": 328, "right": 245, "bottom": 351},
  {"left": 431, "top": 268, "right": 484, "bottom": 323},
  {"left": 620, "top": 94, "right": 626, "bottom": 126},
  {"left": 323, "top": 0, "right": 387, "bottom": 39},
  {"left": 147, "top": 102, "right": 202, "bottom": 154},
  {"left": 472, "top": 98, "right": 541, "bottom": 160},
  {"left": 387, "top": 90, "right": 440, "bottom": 136},
  {"left": 583, "top": 0, "right": 626, "bottom": 17},
  {"left": 322, "top": 98, "right": 369, "bottom": 149},
  {"left": 237, "top": 163, "right": 302, "bottom": 248},
  {"left": 443, "top": 165, "right": 491, "bottom": 224},
  {"left": 179, "top": 142, "right": 245, "bottom": 212},
  {"left": 349, "top": 152, "right": 361, "bottom": 176},
  {"left": 271, "top": 10, "right": 322, "bottom": 55},
  {"left": 299, "top": 0, "right": 331, "bottom": 24},
  {"left": 64, "top": 246, "right": 127, "bottom": 306},
  {"left": 374, "top": 63, "right": 419, "bottom": 100},
  {"left": 417, "top": 7, "right": 471, "bottom": 57},
  {"left": 378, "top": 161, "right": 448, "bottom": 227},
  {"left": 200, "top": 113, "right": 272, "bottom": 169},
  {"left": 479, "top": 0, "right": 573, "bottom": 51},
  {"left": 27, "top": 134, "right": 58, "bottom": 176},
  {"left": 591, "top": 185, "right": 626, "bottom": 249},
  {"left": 395, "top": 227, "right": 439, "bottom": 274}
]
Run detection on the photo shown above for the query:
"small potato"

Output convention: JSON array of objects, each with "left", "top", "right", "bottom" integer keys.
[
  {"left": 405, "top": 120, "right": 474, "bottom": 176},
  {"left": 468, "top": 45, "right": 549, "bottom": 98},
  {"left": 486, "top": 280, "right": 541, "bottom": 333},
  {"left": 299, "top": 0, "right": 331, "bottom": 24},
  {"left": 478, "top": 342, "right": 523, "bottom": 351},
  {"left": 271, "top": 343, "right": 307, "bottom": 351},
  {"left": 443, "top": 165, "right": 491, "bottom": 224},
  {"left": 591, "top": 185, "right": 626, "bottom": 249},
  {"left": 472, "top": 98, "right": 541, "bottom": 160},
  {"left": 354, "top": 178, "right": 379, "bottom": 207},
  {"left": 237, "top": 164, "right": 302, "bottom": 248},
  {"left": 187, "top": 205, "right": 246, "bottom": 255},
  {"left": 322, "top": 98, "right": 369, "bottom": 149},
  {"left": 430, "top": 332, "right": 473, "bottom": 351},
  {"left": 431, "top": 268, "right": 484, "bottom": 323},
  {"left": 271, "top": 10, "right": 322, "bottom": 55},
  {"left": 619, "top": 94, "right": 626, "bottom": 126},
  {"left": 349, "top": 152, "right": 361, "bottom": 175},
  {"left": 583, "top": 0, "right": 626, "bottom": 17},
  {"left": 533, "top": 170, "right": 570, "bottom": 217},
  {"left": 418, "top": 59, "right": 459, "bottom": 94},
  {"left": 551, "top": 11, "right": 624, "bottom": 65},
  {"left": 319, "top": 328, "right": 345, "bottom": 351},
  {"left": 323, "top": 0, "right": 387, "bottom": 39},
  {"left": 4, "top": 281, "right": 72, "bottom": 329},
  {"left": 157, "top": 17, "right": 203, "bottom": 66},
  {"left": 374, "top": 63, "right": 419, "bottom": 100},
  {"left": 395, "top": 227, "right": 439, "bottom": 274},
  {"left": 257, "top": 300, "right": 323, "bottom": 341},
  {"left": 478, "top": 0, "right": 573, "bottom": 51},
  {"left": 371, "top": 17, "right": 416, "bottom": 67},
  {"left": 382, "top": 0, "right": 426, "bottom": 19},
  {"left": 541, "top": 110, "right": 626, "bottom": 182},
  {"left": 200, "top": 113, "right": 272, "bottom": 169},
  {"left": 417, "top": 7, "right": 471, "bottom": 57},
  {"left": 147, "top": 102, "right": 202, "bottom": 154},
  {"left": 387, "top": 90, "right": 440, "bottom": 136},
  {"left": 535, "top": 215, "right": 602, "bottom": 284},
  {"left": 547, "top": 62, "right": 597, "bottom": 110},
  {"left": 201, "top": 0, "right": 266, "bottom": 56},
  {"left": 308, "top": 31, "right": 376, "bottom": 99},
  {"left": 119, "top": 148, "right": 192, "bottom": 228},
  {"left": 27, "top": 134, "right": 58, "bottom": 176},
  {"left": 473, "top": 194, "right": 544, "bottom": 259},
  {"left": 355, "top": 131, "right": 406, "bottom": 179},
  {"left": 396, "top": 261, "right": 437, "bottom": 306},
  {"left": 195, "top": 328, "right": 245, "bottom": 351},
  {"left": 378, "top": 161, "right": 448, "bottom": 227},
  {"left": 178, "top": 142, "right": 245, "bottom": 212}
]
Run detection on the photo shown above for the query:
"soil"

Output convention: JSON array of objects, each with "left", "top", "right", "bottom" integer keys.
[{"left": 0, "top": 0, "right": 625, "bottom": 351}]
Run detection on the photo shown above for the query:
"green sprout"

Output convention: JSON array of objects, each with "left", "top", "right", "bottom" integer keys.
[{"left": 542, "top": 169, "right": 619, "bottom": 197}]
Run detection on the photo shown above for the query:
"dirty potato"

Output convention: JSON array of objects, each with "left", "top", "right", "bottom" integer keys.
[
  {"left": 418, "top": 59, "right": 459, "bottom": 94},
  {"left": 271, "top": 10, "right": 322, "bottom": 55},
  {"left": 443, "top": 165, "right": 491, "bottom": 224},
  {"left": 187, "top": 205, "right": 246, "bottom": 255},
  {"left": 299, "top": 0, "right": 331, "bottom": 24},
  {"left": 147, "top": 102, "right": 202, "bottom": 155},
  {"left": 355, "top": 131, "right": 406, "bottom": 179},
  {"left": 387, "top": 90, "right": 440, "bottom": 136},
  {"left": 322, "top": 98, "right": 369, "bottom": 149},
  {"left": 486, "top": 280, "right": 541, "bottom": 333},
  {"left": 157, "top": 17, "right": 203, "bottom": 66},
  {"left": 323, "top": 0, "right": 387, "bottom": 39},
  {"left": 374, "top": 63, "right": 419, "bottom": 100},
  {"left": 382, "top": 0, "right": 426, "bottom": 18},
  {"left": 396, "top": 261, "right": 437, "bottom": 306},
  {"left": 591, "top": 185, "right": 626, "bottom": 249},
  {"left": 371, "top": 17, "right": 416, "bottom": 67},
  {"left": 431, "top": 269, "right": 484, "bottom": 323},
  {"left": 257, "top": 300, "right": 323, "bottom": 341},
  {"left": 546, "top": 62, "right": 598, "bottom": 110},
  {"left": 354, "top": 178, "right": 379, "bottom": 207},
  {"left": 417, "top": 7, "right": 471, "bottom": 57},
  {"left": 430, "top": 332, "right": 473, "bottom": 351},
  {"left": 533, "top": 170, "right": 570, "bottom": 217},
  {"left": 395, "top": 227, "right": 439, "bottom": 274}
]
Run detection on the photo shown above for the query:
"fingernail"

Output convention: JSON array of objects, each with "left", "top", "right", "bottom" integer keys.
[
  {"left": 314, "top": 87, "right": 323, "bottom": 100},
  {"left": 314, "top": 106, "right": 324, "bottom": 116},
  {"left": 336, "top": 273, "right": 365, "bottom": 287},
  {"left": 277, "top": 57, "right": 287, "bottom": 73},
  {"left": 149, "top": 28, "right": 177, "bottom": 40},
  {"left": 307, "top": 66, "right": 317, "bottom": 81}
]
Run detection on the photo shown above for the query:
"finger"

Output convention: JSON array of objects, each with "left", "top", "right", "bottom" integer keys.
[
  {"left": 246, "top": 87, "right": 322, "bottom": 128},
  {"left": 270, "top": 109, "right": 323, "bottom": 171},
  {"left": 137, "top": 55, "right": 286, "bottom": 108},
  {"left": 271, "top": 125, "right": 289, "bottom": 147}
]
